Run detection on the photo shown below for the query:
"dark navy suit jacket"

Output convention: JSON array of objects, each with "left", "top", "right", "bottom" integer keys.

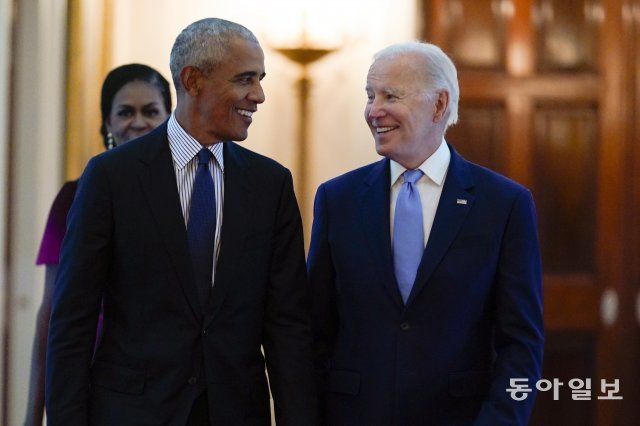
[
  {"left": 308, "top": 145, "right": 543, "bottom": 425},
  {"left": 46, "top": 122, "right": 317, "bottom": 425}
]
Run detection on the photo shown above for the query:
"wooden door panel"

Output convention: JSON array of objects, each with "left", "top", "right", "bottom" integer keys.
[
  {"left": 445, "top": 103, "right": 506, "bottom": 173},
  {"left": 535, "top": 0, "right": 601, "bottom": 72},
  {"left": 421, "top": 1, "right": 637, "bottom": 424},
  {"left": 534, "top": 103, "right": 598, "bottom": 274}
]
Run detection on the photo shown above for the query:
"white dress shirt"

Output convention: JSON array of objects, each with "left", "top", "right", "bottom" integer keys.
[
  {"left": 167, "top": 113, "right": 224, "bottom": 286},
  {"left": 389, "top": 139, "right": 451, "bottom": 247}
]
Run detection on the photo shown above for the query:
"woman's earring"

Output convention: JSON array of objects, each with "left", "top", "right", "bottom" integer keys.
[{"left": 106, "top": 132, "right": 116, "bottom": 150}]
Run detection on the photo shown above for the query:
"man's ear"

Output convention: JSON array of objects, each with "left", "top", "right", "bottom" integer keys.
[
  {"left": 180, "top": 66, "right": 202, "bottom": 96},
  {"left": 433, "top": 90, "right": 450, "bottom": 123}
]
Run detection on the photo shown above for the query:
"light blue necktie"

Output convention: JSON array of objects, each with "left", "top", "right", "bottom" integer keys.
[
  {"left": 187, "top": 148, "right": 216, "bottom": 306},
  {"left": 393, "top": 169, "right": 425, "bottom": 303}
]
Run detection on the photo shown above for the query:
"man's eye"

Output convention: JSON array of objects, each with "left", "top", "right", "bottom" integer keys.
[
  {"left": 236, "top": 77, "right": 253, "bottom": 85},
  {"left": 144, "top": 109, "right": 159, "bottom": 117}
]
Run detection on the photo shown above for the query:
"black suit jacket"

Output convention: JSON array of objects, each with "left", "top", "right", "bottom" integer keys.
[{"left": 46, "top": 122, "right": 317, "bottom": 425}]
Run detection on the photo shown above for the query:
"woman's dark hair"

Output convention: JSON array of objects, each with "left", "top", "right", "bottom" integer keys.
[{"left": 99, "top": 63, "right": 172, "bottom": 148}]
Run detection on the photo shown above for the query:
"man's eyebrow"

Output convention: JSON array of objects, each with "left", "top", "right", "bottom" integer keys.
[
  {"left": 365, "top": 86, "right": 403, "bottom": 96},
  {"left": 232, "top": 71, "right": 266, "bottom": 80},
  {"left": 383, "top": 87, "right": 403, "bottom": 96}
]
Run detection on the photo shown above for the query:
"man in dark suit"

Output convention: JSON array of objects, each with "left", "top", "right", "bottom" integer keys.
[
  {"left": 46, "top": 18, "right": 317, "bottom": 425},
  {"left": 308, "top": 42, "right": 544, "bottom": 425}
]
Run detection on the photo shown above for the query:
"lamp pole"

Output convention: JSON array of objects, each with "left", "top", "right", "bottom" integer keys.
[{"left": 274, "top": 47, "right": 335, "bottom": 224}]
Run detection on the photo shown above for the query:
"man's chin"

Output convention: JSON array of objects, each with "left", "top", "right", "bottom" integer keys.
[
  {"left": 223, "top": 131, "right": 249, "bottom": 142},
  {"left": 375, "top": 141, "right": 392, "bottom": 158}
]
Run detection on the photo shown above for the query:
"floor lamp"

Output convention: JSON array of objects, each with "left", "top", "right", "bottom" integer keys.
[{"left": 274, "top": 46, "right": 336, "bottom": 225}]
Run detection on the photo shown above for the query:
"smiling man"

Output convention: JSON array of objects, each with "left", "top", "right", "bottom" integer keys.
[
  {"left": 46, "top": 18, "right": 317, "bottom": 426},
  {"left": 308, "top": 42, "right": 544, "bottom": 425}
]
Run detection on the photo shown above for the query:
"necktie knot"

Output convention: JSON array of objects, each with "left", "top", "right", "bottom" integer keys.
[
  {"left": 403, "top": 169, "right": 423, "bottom": 185},
  {"left": 197, "top": 148, "right": 213, "bottom": 166}
]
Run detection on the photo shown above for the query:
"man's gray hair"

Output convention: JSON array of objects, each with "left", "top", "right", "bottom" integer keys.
[
  {"left": 373, "top": 42, "right": 459, "bottom": 128},
  {"left": 170, "top": 18, "right": 259, "bottom": 92}
]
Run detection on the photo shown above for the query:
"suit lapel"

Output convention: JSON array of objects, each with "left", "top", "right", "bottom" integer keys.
[
  {"left": 359, "top": 159, "right": 405, "bottom": 310},
  {"left": 406, "top": 145, "right": 475, "bottom": 305},
  {"left": 136, "top": 123, "right": 202, "bottom": 322},
  {"left": 203, "top": 142, "right": 252, "bottom": 327}
]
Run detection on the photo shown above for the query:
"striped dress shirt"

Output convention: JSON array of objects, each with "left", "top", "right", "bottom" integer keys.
[{"left": 167, "top": 113, "right": 224, "bottom": 287}]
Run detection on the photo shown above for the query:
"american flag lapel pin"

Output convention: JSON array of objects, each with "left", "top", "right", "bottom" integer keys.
[{"left": 456, "top": 198, "right": 468, "bottom": 205}]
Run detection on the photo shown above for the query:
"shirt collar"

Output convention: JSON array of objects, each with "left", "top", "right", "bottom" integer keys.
[
  {"left": 167, "top": 113, "right": 224, "bottom": 171},
  {"left": 390, "top": 138, "right": 450, "bottom": 186}
]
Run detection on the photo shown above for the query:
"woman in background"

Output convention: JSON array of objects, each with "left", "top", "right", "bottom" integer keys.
[{"left": 24, "top": 63, "right": 172, "bottom": 426}]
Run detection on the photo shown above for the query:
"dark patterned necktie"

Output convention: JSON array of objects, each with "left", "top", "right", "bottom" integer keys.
[{"left": 187, "top": 148, "right": 216, "bottom": 305}]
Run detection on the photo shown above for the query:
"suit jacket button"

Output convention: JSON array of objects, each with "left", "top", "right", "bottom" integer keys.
[
  {"left": 188, "top": 377, "right": 197, "bottom": 385},
  {"left": 202, "top": 329, "right": 208, "bottom": 336},
  {"left": 400, "top": 322, "right": 410, "bottom": 331}
]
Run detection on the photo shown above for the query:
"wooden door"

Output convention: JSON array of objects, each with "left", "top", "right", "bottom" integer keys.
[{"left": 420, "top": 1, "right": 639, "bottom": 424}]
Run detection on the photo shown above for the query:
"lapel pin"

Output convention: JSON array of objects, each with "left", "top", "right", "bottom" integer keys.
[{"left": 456, "top": 199, "right": 468, "bottom": 205}]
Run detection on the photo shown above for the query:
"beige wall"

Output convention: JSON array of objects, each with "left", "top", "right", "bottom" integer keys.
[
  {"left": 2, "top": 1, "right": 418, "bottom": 424},
  {"left": 0, "top": 0, "right": 12, "bottom": 423},
  {"left": 108, "top": 0, "right": 419, "bottom": 242},
  {"left": 4, "top": 0, "right": 68, "bottom": 424}
]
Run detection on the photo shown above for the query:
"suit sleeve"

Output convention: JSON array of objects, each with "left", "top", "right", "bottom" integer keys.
[
  {"left": 474, "top": 189, "right": 544, "bottom": 426},
  {"left": 306, "top": 184, "right": 338, "bottom": 417},
  {"left": 262, "top": 170, "right": 319, "bottom": 426},
  {"left": 45, "top": 157, "right": 112, "bottom": 425}
]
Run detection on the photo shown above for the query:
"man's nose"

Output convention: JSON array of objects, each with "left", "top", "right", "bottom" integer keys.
[
  {"left": 367, "top": 99, "right": 385, "bottom": 118},
  {"left": 248, "top": 83, "right": 265, "bottom": 104}
]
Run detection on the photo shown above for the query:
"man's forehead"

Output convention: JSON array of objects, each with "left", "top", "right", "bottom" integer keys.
[
  {"left": 366, "top": 66, "right": 410, "bottom": 89},
  {"left": 369, "top": 55, "right": 412, "bottom": 75},
  {"left": 367, "top": 54, "right": 422, "bottom": 87}
]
